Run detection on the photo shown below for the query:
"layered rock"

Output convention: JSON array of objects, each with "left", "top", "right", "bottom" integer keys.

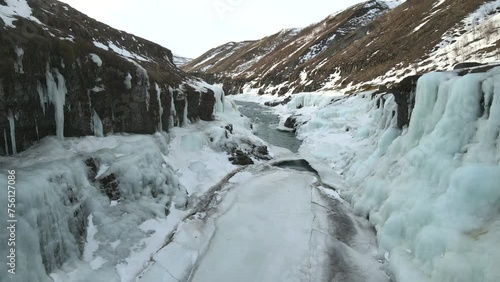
[{"left": 0, "top": 0, "right": 220, "bottom": 155}]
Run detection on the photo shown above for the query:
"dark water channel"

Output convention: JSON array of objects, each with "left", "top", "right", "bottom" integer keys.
[{"left": 235, "top": 101, "right": 302, "bottom": 153}]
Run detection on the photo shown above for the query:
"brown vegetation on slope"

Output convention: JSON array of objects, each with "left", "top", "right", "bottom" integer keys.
[{"left": 185, "top": 0, "right": 497, "bottom": 94}]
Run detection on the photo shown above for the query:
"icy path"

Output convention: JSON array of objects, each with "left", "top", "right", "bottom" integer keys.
[
  {"left": 190, "top": 169, "right": 315, "bottom": 282},
  {"left": 138, "top": 165, "right": 389, "bottom": 282}
]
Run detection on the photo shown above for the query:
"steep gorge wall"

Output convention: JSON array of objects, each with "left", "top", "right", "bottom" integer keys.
[
  {"left": 0, "top": 0, "right": 218, "bottom": 156},
  {"left": 287, "top": 65, "right": 500, "bottom": 282}
]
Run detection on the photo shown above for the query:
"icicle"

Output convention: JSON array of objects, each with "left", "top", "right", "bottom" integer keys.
[
  {"left": 219, "top": 85, "right": 226, "bottom": 113},
  {"left": 35, "top": 118, "right": 40, "bottom": 140},
  {"left": 212, "top": 86, "right": 225, "bottom": 115},
  {"left": 128, "top": 59, "right": 151, "bottom": 110},
  {"left": 183, "top": 97, "right": 189, "bottom": 127},
  {"left": 14, "top": 46, "right": 24, "bottom": 74},
  {"left": 146, "top": 91, "right": 150, "bottom": 111},
  {"left": 37, "top": 80, "right": 48, "bottom": 115},
  {"left": 156, "top": 83, "right": 164, "bottom": 131},
  {"left": 7, "top": 110, "right": 17, "bottom": 154},
  {"left": 46, "top": 66, "right": 68, "bottom": 140},
  {"left": 169, "top": 87, "right": 176, "bottom": 129},
  {"left": 401, "top": 72, "right": 455, "bottom": 151},
  {"left": 124, "top": 73, "right": 132, "bottom": 89},
  {"left": 92, "top": 109, "right": 104, "bottom": 137},
  {"left": 3, "top": 129, "right": 9, "bottom": 156}
]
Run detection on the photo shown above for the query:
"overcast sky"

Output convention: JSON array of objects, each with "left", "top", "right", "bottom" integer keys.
[{"left": 59, "top": 0, "right": 365, "bottom": 58}]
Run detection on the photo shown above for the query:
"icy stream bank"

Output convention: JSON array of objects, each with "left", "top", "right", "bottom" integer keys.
[
  {"left": 250, "top": 67, "right": 500, "bottom": 282},
  {"left": 235, "top": 101, "right": 302, "bottom": 153},
  {"left": 137, "top": 164, "right": 390, "bottom": 282},
  {"left": 135, "top": 99, "right": 388, "bottom": 282},
  {"left": 0, "top": 89, "right": 267, "bottom": 282}
]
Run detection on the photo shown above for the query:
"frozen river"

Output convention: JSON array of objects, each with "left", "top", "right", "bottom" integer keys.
[
  {"left": 139, "top": 102, "right": 390, "bottom": 282},
  {"left": 235, "top": 101, "right": 302, "bottom": 153}
]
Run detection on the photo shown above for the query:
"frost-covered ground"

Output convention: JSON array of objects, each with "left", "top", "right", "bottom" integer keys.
[{"left": 236, "top": 66, "right": 500, "bottom": 282}]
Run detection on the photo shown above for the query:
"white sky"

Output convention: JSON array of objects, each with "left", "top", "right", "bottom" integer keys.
[{"left": 58, "top": 0, "right": 365, "bottom": 58}]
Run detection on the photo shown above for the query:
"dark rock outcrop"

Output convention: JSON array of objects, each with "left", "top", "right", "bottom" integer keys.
[
  {"left": 264, "top": 96, "right": 292, "bottom": 107},
  {"left": 229, "top": 149, "right": 254, "bottom": 165},
  {"left": 253, "top": 145, "right": 271, "bottom": 160},
  {"left": 453, "top": 62, "right": 484, "bottom": 70},
  {"left": 390, "top": 75, "right": 421, "bottom": 129},
  {"left": 84, "top": 157, "right": 99, "bottom": 179},
  {"left": 284, "top": 115, "right": 299, "bottom": 132},
  {"left": 225, "top": 137, "right": 271, "bottom": 165},
  {"left": 225, "top": 124, "right": 234, "bottom": 134},
  {"left": 99, "top": 174, "right": 121, "bottom": 201},
  {"left": 0, "top": 0, "right": 219, "bottom": 155},
  {"left": 84, "top": 157, "right": 120, "bottom": 200},
  {"left": 283, "top": 114, "right": 310, "bottom": 133},
  {"left": 458, "top": 63, "right": 500, "bottom": 76}
]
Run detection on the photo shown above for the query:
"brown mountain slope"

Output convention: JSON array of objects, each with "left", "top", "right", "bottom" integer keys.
[
  {"left": 185, "top": 0, "right": 500, "bottom": 95},
  {"left": 312, "top": 0, "right": 498, "bottom": 88},
  {"left": 184, "top": 0, "right": 392, "bottom": 94}
]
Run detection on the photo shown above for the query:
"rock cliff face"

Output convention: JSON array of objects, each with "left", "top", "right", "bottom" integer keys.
[
  {"left": 390, "top": 75, "right": 421, "bottom": 129},
  {"left": 388, "top": 62, "right": 500, "bottom": 129},
  {"left": 0, "top": 0, "right": 220, "bottom": 155}
]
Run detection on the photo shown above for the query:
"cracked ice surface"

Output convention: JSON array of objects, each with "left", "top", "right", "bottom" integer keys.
[{"left": 139, "top": 167, "right": 389, "bottom": 282}]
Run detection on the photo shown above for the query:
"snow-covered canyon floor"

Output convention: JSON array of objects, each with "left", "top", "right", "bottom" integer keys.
[
  {"left": 134, "top": 98, "right": 389, "bottom": 282},
  {"left": 138, "top": 164, "right": 388, "bottom": 282},
  {"left": 0, "top": 91, "right": 388, "bottom": 282}
]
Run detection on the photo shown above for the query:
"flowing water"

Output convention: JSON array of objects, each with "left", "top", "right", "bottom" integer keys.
[{"left": 235, "top": 101, "right": 302, "bottom": 153}]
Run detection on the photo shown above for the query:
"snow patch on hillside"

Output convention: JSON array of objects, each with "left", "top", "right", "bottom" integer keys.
[
  {"left": 89, "top": 53, "right": 102, "bottom": 67},
  {"left": 0, "top": 0, "right": 41, "bottom": 28},
  {"left": 379, "top": 0, "right": 406, "bottom": 9},
  {"left": 108, "top": 41, "right": 150, "bottom": 61},
  {"left": 341, "top": 9, "right": 500, "bottom": 93},
  {"left": 437, "top": 0, "right": 500, "bottom": 50},
  {"left": 172, "top": 54, "right": 191, "bottom": 66}
]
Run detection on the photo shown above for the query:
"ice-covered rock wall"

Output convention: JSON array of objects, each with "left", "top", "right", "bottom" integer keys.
[
  {"left": 0, "top": 134, "right": 188, "bottom": 281},
  {"left": 286, "top": 66, "right": 500, "bottom": 282},
  {"left": 0, "top": 55, "right": 219, "bottom": 156},
  {"left": 0, "top": 0, "right": 220, "bottom": 156},
  {"left": 344, "top": 68, "right": 500, "bottom": 282}
]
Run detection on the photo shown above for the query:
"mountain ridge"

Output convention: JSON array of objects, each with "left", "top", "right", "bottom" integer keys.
[{"left": 184, "top": 0, "right": 500, "bottom": 95}]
